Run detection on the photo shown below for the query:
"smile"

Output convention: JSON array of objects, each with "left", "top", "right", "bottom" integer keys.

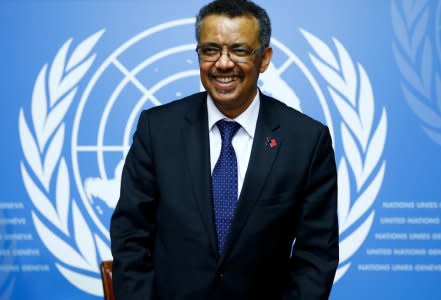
[
  {"left": 211, "top": 75, "right": 241, "bottom": 84},
  {"left": 216, "top": 76, "right": 237, "bottom": 83}
]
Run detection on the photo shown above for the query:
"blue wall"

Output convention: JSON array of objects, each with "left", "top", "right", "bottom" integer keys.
[{"left": 1, "top": 1, "right": 440, "bottom": 299}]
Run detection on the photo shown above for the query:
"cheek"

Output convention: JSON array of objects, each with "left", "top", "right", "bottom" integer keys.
[
  {"left": 199, "top": 65, "right": 211, "bottom": 78},
  {"left": 199, "top": 66, "right": 212, "bottom": 91},
  {"left": 243, "top": 67, "right": 260, "bottom": 82}
]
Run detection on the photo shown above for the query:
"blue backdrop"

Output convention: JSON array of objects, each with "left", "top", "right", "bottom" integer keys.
[{"left": 1, "top": 1, "right": 440, "bottom": 299}]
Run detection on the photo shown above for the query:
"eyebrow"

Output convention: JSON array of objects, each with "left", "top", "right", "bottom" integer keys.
[{"left": 199, "top": 42, "right": 250, "bottom": 48}]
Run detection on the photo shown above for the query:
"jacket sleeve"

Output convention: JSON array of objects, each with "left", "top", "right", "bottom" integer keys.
[
  {"left": 110, "top": 111, "right": 158, "bottom": 300},
  {"left": 284, "top": 126, "right": 339, "bottom": 300}
]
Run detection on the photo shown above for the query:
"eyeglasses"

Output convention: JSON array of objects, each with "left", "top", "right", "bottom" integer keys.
[{"left": 195, "top": 44, "right": 263, "bottom": 63}]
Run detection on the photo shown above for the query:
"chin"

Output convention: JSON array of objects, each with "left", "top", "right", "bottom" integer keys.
[{"left": 210, "top": 90, "right": 239, "bottom": 105}]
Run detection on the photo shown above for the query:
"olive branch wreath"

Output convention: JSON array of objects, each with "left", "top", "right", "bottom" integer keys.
[
  {"left": 392, "top": 0, "right": 441, "bottom": 145},
  {"left": 301, "top": 30, "right": 387, "bottom": 282},
  {"left": 19, "top": 30, "right": 108, "bottom": 296}
]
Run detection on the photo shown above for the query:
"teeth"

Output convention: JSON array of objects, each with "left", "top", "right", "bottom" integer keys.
[{"left": 216, "top": 77, "right": 236, "bottom": 83}]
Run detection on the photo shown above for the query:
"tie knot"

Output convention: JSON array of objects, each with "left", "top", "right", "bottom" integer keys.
[{"left": 216, "top": 120, "right": 241, "bottom": 143}]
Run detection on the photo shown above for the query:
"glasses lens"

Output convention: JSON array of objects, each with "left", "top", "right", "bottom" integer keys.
[
  {"left": 197, "top": 46, "right": 220, "bottom": 62},
  {"left": 197, "top": 45, "right": 261, "bottom": 62}
]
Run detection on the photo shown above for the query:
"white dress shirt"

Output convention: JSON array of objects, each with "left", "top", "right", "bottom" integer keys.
[{"left": 207, "top": 93, "right": 260, "bottom": 198}]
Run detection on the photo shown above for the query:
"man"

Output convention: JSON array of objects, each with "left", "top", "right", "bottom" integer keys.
[{"left": 110, "top": 0, "right": 339, "bottom": 299}]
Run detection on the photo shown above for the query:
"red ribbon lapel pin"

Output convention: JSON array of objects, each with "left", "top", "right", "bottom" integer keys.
[{"left": 266, "top": 137, "right": 277, "bottom": 148}]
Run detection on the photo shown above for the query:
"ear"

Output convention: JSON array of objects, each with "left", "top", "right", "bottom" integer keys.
[{"left": 259, "top": 46, "right": 273, "bottom": 73}]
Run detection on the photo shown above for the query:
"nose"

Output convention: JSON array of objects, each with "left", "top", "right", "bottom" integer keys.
[{"left": 215, "top": 49, "right": 235, "bottom": 69}]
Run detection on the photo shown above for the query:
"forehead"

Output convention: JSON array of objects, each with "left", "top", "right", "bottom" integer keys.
[{"left": 199, "top": 14, "right": 260, "bottom": 45}]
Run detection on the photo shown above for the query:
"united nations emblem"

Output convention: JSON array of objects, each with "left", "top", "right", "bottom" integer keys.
[
  {"left": 19, "top": 18, "right": 387, "bottom": 296},
  {"left": 392, "top": 0, "right": 441, "bottom": 146}
]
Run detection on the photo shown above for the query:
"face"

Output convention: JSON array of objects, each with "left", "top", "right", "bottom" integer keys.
[{"left": 198, "top": 14, "right": 272, "bottom": 118}]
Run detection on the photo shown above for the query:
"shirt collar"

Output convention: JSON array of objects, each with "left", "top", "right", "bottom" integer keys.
[{"left": 207, "top": 92, "right": 260, "bottom": 138}]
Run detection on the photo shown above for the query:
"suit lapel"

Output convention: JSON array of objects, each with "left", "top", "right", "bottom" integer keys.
[
  {"left": 218, "top": 95, "right": 282, "bottom": 265},
  {"left": 182, "top": 93, "right": 218, "bottom": 257}
]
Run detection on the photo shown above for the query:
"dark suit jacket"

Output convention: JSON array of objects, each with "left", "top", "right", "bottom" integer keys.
[{"left": 110, "top": 91, "right": 339, "bottom": 300}]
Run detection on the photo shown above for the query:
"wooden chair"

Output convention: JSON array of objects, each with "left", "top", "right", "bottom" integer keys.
[{"left": 100, "top": 261, "right": 114, "bottom": 300}]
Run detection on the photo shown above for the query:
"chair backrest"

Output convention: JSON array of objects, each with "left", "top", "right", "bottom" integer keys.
[{"left": 100, "top": 260, "right": 114, "bottom": 300}]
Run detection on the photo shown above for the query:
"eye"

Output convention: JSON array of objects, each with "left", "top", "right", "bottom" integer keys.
[
  {"left": 200, "top": 46, "right": 221, "bottom": 56},
  {"left": 231, "top": 47, "right": 251, "bottom": 57}
]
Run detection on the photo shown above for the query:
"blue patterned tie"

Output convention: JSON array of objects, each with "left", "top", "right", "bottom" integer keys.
[{"left": 212, "top": 120, "right": 241, "bottom": 256}]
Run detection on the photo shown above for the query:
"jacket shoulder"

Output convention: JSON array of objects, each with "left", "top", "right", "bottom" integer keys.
[
  {"left": 140, "top": 92, "right": 206, "bottom": 121},
  {"left": 262, "top": 94, "right": 327, "bottom": 133}
]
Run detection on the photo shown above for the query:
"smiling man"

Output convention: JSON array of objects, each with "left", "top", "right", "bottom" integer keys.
[{"left": 110, "top": 1, "right": 339, "bottom": 300}]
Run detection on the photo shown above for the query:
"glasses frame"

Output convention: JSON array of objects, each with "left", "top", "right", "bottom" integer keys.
[{"left": 195, "top": 44, "right": 264, "bottom": 63}]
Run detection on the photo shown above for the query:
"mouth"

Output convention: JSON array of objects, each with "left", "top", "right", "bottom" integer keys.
[
  {"left": 209, "top": 74, "right": 241, "bottom": 89},
  {"left": 213, "top": 76, "right": 239, "bottom": 83}
]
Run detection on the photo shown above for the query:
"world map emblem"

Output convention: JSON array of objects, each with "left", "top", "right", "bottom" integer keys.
[{"left": 19, "top": 18, "right": 387, "bottom": 296}]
